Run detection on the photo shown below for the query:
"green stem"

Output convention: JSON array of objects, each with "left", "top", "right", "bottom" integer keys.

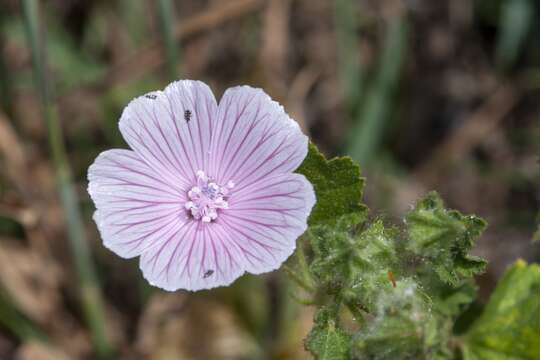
[
  {"left": 21, "top": 1, "right": 113, "bottom": 358},
  {"left": 283, "top": 236, "right": 315, "bottom": 292},
  {"left": 296, "top": 242, "right": 314, "bottom": 288},
  {"left": 282, "top": 264, "right": 313, "bottom": 291},
  {"left": 157, "top": 0, "right": 180, "bottom": 78},
  {"left": 289, "top": 291, "right": 316, "bottom": 306}
]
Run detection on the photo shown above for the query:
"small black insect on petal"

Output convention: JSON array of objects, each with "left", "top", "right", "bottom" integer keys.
[
  {"left": 145, "top": 94, "right": 157, "bottom": 100},
  {"left": 203, "top": 269, "right": 214, "bottom": 278},
  {"left": 184, "top": 109, "right": 192, "bottom": 122}
]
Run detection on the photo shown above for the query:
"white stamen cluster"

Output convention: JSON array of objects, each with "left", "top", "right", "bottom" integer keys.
[{"left": 184, "top": 170, "right": 234, "bottom": 223}]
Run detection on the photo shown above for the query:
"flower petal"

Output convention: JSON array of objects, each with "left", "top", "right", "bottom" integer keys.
[
  {"left": 208, "top": 86, "right": 308, "bottom": 189},
  {"left": 220, "top": 173, "right": 315, "bottom": 274},
  {"left": 88, "top": 149, "right": 187, "bottom": 258},
  {"left": 139, "top": 222, "right": 247, "bottom": 291},
  {"left": 119, "top": 80, "right": 217, "bottom": 185}
]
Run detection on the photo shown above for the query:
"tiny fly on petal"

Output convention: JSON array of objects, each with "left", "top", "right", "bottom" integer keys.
[{"left": 184, "top": 109, "right": 192, "bottom": 122}]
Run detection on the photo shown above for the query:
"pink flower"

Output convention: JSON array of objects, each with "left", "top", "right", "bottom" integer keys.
[{"left": 88, "top": 80, "right": 315, "bottom": 291}]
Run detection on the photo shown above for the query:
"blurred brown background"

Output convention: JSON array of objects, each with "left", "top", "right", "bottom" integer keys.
[{"left": 0, "top": 0, "right": 539, "bottom": 358}]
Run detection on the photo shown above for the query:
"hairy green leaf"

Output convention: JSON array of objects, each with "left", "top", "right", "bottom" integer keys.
[
  {"left": 289, "top": 177, "right": 495, "bottom": 359},
  {"left": 406, "top": 192, "right": 487, "bottom": 285},
  {"left": 462, "top": 260, "right": 540, "bottom": 360},
  {"left": 296, "top": 143, "right": 367, "bottom": 226},
  {"left": 309, "top": 217, "right": 397, "bottom": 308},
  {"left": 343, "top": 220, "right": 399, "bottom": 311},
  {"left": 309, "top": 215, "right": 358, "bottom": 292},
  {"left": 305, "top": 307, "right": 351, "bottom": 360},
  {"left": 352, "top": 278, "right": 449, "bottom": 360},
  {"left": 429, "top": 280, "right": 477, "bottom": 318}
]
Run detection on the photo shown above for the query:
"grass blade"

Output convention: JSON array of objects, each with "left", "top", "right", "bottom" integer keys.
[
  {"left": 0, "top": 286, "right": 46, "bottom": 342},
  {"left": 335, "top": 0, "right": 363, "bottom": 113},
  {"left": 496, "top": 0, "right": 533, "bottom": 72},
  {"left": 346, "top": 15, "right": 408, "bottom": 166},
  {"left": 157, "top": 0, "right": 180, "bottom": 78},
  {"left": 21, "top": 1, "right": 113, "bottom": 358}
]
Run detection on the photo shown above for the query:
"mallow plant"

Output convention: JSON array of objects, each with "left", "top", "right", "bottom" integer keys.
[
  {"left": 295, "top": 144, "right": 540, "bottom": 359},
  {"left": 87, "top": 80, "right": 540, "bottom": 359}
]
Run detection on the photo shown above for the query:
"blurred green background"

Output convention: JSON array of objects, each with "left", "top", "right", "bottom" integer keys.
[{"left": 0, "top": 0, "right": 539, "bottom": 358}]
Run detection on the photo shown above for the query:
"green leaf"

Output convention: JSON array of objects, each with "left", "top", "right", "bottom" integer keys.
[
  {"left": 406, "top": 192, "right": 487, "bottom": 285},
  {"left": 351, "top": 278, "right": 449, "bottom": 360},
  {"left": 430, "top": 280, "right": 477, "bottom": 318},
  {"left": 296, "top": 142, "right": 367, "bottom": 226},
  {"left": 309, "top": 216, "right": 359, "bottom": 291},
  {"left": 343, "top": 220, "right": 399, "bottom": 311},
  {"left": 309, "top": 218, "right": 397, "bottom": 307},
  {"left": 305, "top": 307, "right": 351, "bottom": 360},
  {"left": 462, "top": 260, "right": 540, "bottom": 360}
]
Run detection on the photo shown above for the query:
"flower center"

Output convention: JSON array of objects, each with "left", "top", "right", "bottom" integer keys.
[{"left": 184, "top": 170, "right": 234, "bottom": 223}]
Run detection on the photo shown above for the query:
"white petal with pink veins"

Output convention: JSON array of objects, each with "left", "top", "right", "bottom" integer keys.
[
  {"left": 208, "top": 86, "right": 308, "bottom": 187},
  {"left": 119, "top": 80, "right": 217, "bottom": 185},
  {"left": 139, "top": 222, "right": 247, "bottom": 291},
  {"left": 222, "top": 173, "right": 315, "bottom": 274},
  {"left": 88, "top": 149, "right": 188, "bottom": 258}
]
